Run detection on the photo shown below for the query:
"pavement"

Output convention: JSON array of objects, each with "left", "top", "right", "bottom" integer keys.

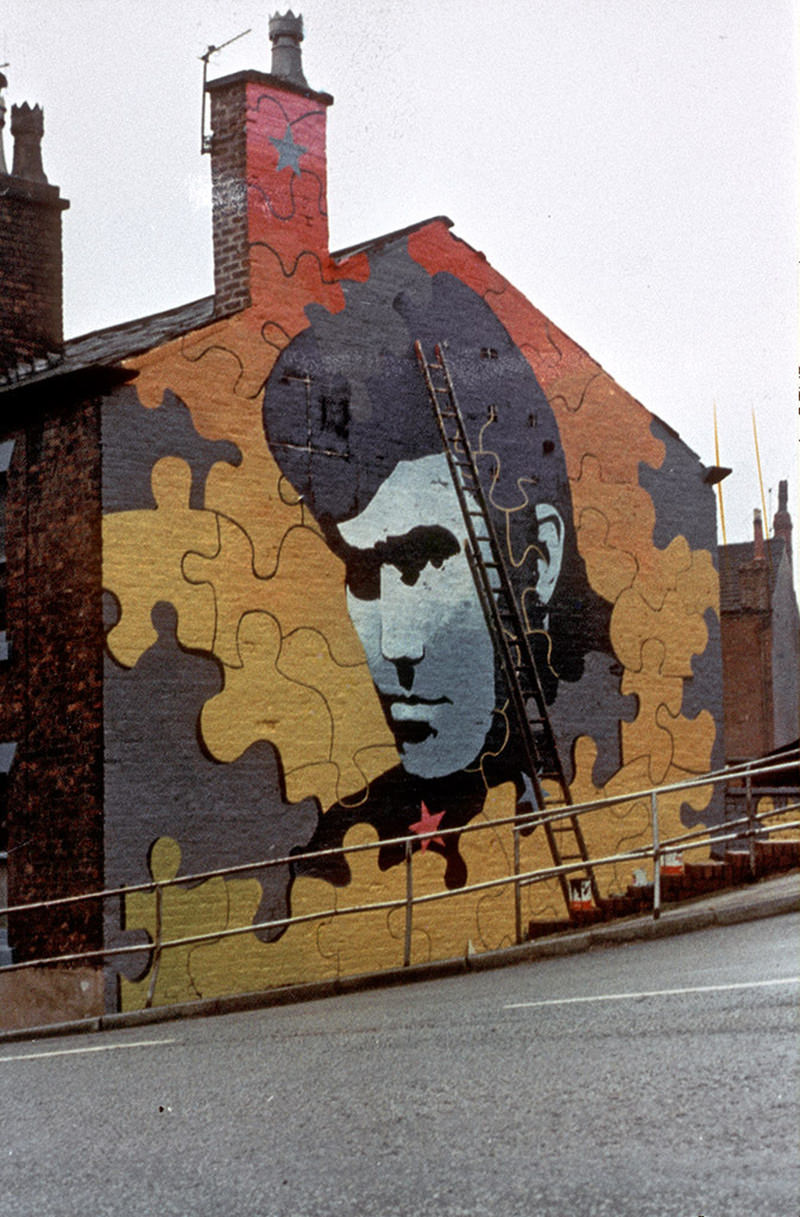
[{"left": 1, "top": 868, "right": 797, "bottom": 1045}]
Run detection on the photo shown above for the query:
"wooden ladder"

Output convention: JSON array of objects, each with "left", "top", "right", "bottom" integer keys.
[{"left": 414, "top": 340, "right": 600, "bottom": 919}]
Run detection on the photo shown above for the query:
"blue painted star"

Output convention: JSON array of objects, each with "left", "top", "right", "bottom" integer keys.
[{"left": 269, "top": 124, "right": 307, "bottom": 176}]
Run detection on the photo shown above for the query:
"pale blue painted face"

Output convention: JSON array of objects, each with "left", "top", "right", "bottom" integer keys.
[{"left": 338, "top": 454, "right": 496, "bottom": 780}]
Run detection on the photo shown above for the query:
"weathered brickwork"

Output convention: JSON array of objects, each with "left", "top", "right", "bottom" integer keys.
[
  {"left": 209, "top": 80, "right": 251, "bottom": 316},
  {"left": 1, "top": 390, "right": 103, "bottom": 961},
  {"left": 721, "top": 611, "right": 772, "bottom": 759},
  {"left": 0, "top": 177, "right": 67, "bottom": 369},
  {"left": 720, "top": 533, "right": 799, "bottom": 761}
]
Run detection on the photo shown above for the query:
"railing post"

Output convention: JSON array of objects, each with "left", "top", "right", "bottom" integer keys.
[
  {"left": 745, "top": 767, "right": 756, "bottom": 877},
  {"left": 650, "top": 790, "right": 661, "bottom": 921},
  {"left": 513, "top": 822, "right": 523, "bottom": 945},
  {"left": 403, "top": 839, "right": 413, "bottom": 968},
  {"left": 145, "top": 881, "right": 163, "bottom": 1009}
]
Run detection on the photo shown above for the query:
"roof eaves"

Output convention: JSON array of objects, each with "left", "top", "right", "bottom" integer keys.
[{"left": 332, "top": 216, "right": 454, "bottom": 264}]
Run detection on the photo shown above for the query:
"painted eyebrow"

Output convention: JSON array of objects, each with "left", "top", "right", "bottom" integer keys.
[{"left": 331, "top": 525, "right": 461, "bottom": 600}]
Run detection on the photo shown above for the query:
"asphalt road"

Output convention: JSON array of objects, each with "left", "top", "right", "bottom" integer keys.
[{"left": 0, "top": 914, "right": 797, "bottom": 1217}]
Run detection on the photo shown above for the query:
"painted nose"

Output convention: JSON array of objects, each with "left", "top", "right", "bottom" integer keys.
[{"left": 378, "top": 566, "right": 425, "bottom": 675}]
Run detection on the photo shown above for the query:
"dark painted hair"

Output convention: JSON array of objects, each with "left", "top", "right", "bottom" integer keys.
[{"left": 263, "top": 249, "right": 610, "bottom": 689}]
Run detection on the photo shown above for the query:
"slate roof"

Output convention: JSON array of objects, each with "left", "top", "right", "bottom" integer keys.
[
  {"left": 0, "top": 212, "right": 458, "bottom": 399},
  {"left": 0, "top": 211, "right": 459, "bottom": 399},
  {"left": 718, "top": 536, "right": 787, "bottom": 612},
  {"left": 0, "top": 296, "right": 216, "bottom": 396}
]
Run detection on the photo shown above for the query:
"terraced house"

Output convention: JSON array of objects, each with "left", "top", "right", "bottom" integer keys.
[{"left": 0, "top": 17, "right": 741, "bottom": 1027}]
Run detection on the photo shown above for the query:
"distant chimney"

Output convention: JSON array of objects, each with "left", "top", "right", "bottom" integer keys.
[
  {"left": 207, "top": 12, "right": 332, "bottom": 317},
  {"left": 0, "top": 73, "right": 8, "bottom": 176},
  {"left": 752, "top": 508, "right": 765, "bottom": 560},
  {"left": 0, "top": 90, "right": 69, "bottom": 375},
  {"left": 11, "top": 103, "right": 47, "bottom": 182},
  {"left": 772, "top": 479, "right": 792, "bottom": 570}
]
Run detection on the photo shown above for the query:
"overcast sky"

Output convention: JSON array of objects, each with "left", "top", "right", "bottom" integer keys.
[{"left": 1, "top": 1, "right": 797, "bottom": 559}]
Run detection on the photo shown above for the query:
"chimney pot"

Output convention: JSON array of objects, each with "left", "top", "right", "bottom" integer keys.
[
  {"left": 753, "top": 508, "right": 765, "bottom": 560},
  {"left": 11, "top": 102, "right": 47, "bottom": 182},
  {"left": 772, "top": 477, "right": 793, "bottom": 572},
  {"left": 269, "top": 11, "right": 309, "bottom": 88}
]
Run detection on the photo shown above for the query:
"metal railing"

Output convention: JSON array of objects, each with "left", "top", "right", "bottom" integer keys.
[{"left": 0, "top": 752, "right": 797, "bottom": 1008}]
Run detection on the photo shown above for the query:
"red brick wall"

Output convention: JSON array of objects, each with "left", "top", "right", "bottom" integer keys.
[
  {"left": 0, "top": 390, "right": 104, "bottom": 961},
  {"left": 720, "top": 610, "right": 773, "bottom": 760}
]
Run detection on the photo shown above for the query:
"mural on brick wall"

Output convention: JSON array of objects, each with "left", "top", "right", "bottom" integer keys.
[{"left": 101, "top": 77, "right": 722, "bottom": 1009}]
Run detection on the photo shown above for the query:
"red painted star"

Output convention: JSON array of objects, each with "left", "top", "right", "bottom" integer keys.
[{"left": 409, "top": 801, "right": 445, "bottom": 852}]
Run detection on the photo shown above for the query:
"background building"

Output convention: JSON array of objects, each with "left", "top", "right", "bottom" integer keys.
[{"left": 720, "top": 487, "right": 798, "bottom": 762}]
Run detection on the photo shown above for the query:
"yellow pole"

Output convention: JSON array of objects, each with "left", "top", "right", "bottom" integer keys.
[
  {"left": 714, "top": 402, "right": 728, "bottom": 547},
  {"left": 752, "top": 408, "right": 770, "bottom": 539}
]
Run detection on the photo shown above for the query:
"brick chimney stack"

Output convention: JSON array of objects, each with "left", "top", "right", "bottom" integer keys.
[
  {"left": 206, "top": 11, "right": 332, "bottom": 318},
  {"left": 0, "top": 81, "right": 69, "bottom": 376},
  {"left": 772, "top": 479, "right": 792, "bottom": 572}
]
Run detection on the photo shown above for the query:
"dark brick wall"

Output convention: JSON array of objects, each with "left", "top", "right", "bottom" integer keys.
[
  {"left": 720, "top": 608, "right": 772, "bottom": 761},
  {"left": 209, "top": 81, "right": 251, "bottom": 316},
  {"left": 0, "top": 390, "right": 104, "bottom": 961},
  {"left": 0, "top": 176, "right": 68, "bottom": 371}
]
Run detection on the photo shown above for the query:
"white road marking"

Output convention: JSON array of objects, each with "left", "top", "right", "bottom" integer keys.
[
  {"left": 0, "top": 1038, "right": 177, "bottom": 1063},
  {"left": 505, "top": 976, "right": 800, "bottom": 1010}
]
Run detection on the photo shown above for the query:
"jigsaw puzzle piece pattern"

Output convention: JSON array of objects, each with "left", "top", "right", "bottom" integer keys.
[
  {"left": 168, "top": 824, "right": 408, "bottom": 1002},
  {"left": 105, "top": 244, "right": 390, "bottom": 815},
  {"left": 408, "top": 222, "right": 587, "bottom": 398},
  {"left": 655, "top": 702, "right": 717, "bottom": 777},
  {"left": 103, "top": 457, "right": 219, "bottom": 668},
  {"left": 122, "top": 840, "right": 335, "bottom": 1009},
  {"left": 378, "top": 785, "right": 517, "bottom": 963},
  {"left": 121, "top": 837, "right": 237, "bottom": 1009},
  {"left": 409, "top": 220, "right": 718, "bottom": 837},
  {"left": 198, "top": 609, "right": 395, "bottom": 811},
  {"left": 134, "top": 343, "right": 303, "bottom": 578},
  {"left": 621, "top": 639, "right": 683, "bottom": 786},
  {"left": 183, "top": 518, "right": 365, "bottom": 668},
  {"left": 124, "top": 791, "right": 566, "bottom": 1008},
  {"left": 279, "top": 629, "right": 397, "bottom": 807},
  {"left": 199, "top": 610, "right": 330, "bottom": 768},
  {"left": 611, "top": 589, "right": 708, "bottom": 679},
  {"left": 574, "top": 506, "right": 639, "bottom": 606},
  {"left": 107, "top": 207, "right": 726, "bottom": 1005}
]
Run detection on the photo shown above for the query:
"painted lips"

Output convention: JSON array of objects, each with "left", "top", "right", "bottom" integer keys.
[{"left": 379, "top": 693, "right": 450, "bottom": 744}]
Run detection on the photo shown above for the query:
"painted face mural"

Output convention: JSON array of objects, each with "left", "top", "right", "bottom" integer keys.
[
  {"left": 261, "top": 258, "right": 616, "bottom": 888},
  {"left": 336, "top": 452, "right": 497, "bottom": 779},
  {"left": 99, "top": 78, "right": 720, "bottom": 1011},
  {"left": 102, "top": 239, "right": 722, "bottom": 1009}
]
